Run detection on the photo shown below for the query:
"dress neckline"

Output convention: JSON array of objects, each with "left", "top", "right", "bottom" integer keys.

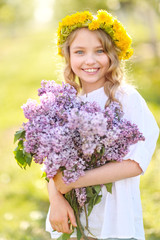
[{"left": 79, "top": 86, "right": 104, "bottom": 98}]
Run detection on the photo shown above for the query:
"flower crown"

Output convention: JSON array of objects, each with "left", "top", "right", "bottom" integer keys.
[{"left": 57, "top": 10, "right": 133, "bottom": 60}]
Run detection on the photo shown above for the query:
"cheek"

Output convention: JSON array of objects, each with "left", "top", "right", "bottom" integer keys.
[
  {"left": 70, "top": 59, "right": 76, "bottom": 73},
  {"left": 102, "top": 56, "right": 110, "bottom": 69},
  {"left": 70, "top": 56, "right": 81, "bottom": 72}
]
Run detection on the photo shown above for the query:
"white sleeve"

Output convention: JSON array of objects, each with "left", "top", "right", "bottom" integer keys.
[{"left": 120, "top": 86, "right": 159, "bottom": 173}]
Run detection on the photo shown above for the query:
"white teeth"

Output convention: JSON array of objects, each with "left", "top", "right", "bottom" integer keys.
[{"left": 84, "top": 69, "right": 98, "bottom": 73}]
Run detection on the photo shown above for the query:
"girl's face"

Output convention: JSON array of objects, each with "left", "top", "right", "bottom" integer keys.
[{"left": 69, "top": 28, "right": 110, "bottom": 93}]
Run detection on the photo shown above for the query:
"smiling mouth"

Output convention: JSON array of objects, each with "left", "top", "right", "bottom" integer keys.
[{"left": 82, "top": 68, "right": 99, "bottom": 73}]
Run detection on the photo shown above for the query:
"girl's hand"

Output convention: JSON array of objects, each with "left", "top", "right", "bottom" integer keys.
[
  {"left": 48, "top": 179, "right": 77, "bottom": 234},
  {"left": 54, "top": 171, "right": 74, "bottom": 194},
  {"left": 49, "top": 191, "right": 77, "bottom": 233}
]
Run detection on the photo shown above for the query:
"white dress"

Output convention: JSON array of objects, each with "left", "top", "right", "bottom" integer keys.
[{"left": 46, "top": 84, "right": 159, "bottom": 240}]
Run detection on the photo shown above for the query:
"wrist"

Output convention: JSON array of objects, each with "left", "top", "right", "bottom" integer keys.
[{"left": 48, "top": 178, "right": 63, "bottom": 204}]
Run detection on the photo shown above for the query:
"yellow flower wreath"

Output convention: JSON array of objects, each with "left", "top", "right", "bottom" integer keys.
[{"left": 57, "top": 10, "right": 133, "bottom": 60}]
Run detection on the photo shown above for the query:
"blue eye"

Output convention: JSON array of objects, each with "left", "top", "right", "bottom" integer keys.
[
  {"left": 97, "top": 49, "right": 104, "bottom": 53},
  {"left": 75, "top": 50, "right": 84, "bottom": 54}
]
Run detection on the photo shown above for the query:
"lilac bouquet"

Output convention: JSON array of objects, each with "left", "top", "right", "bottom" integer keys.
[{"left": 14, "top": 80, "right": 145, "bottom": 240}]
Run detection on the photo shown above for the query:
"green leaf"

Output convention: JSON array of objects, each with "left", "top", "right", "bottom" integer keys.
[
  {"left": 24, "top": 152, "right": 32, "bottom": 166},
  {"left": 87, "top": 193, "right": 102, "bottom": 216},
  {"left": 16, "top": 149, "right": 25, "bottom": 164},
  {"left": 104, "top": 183, "right": 112, "bottom": 194},
  {"left": 86, "top": 186, "right": 95, "bottom": 198},
  {"left": 13, "top": 146, "right": 18, "bottom": 156},
  {"left": 18, "top": 139, "right": 24, "bottom": 149},
  {"left": 64, "top": 190, "right": 78, "bottom": 214},
  {"left": 87, "top": 198, "right": 94, "bottom": 216},
  {"left": 57, "top": 232, "right": 73, "bottom": 240},
  {"left": 41, "top": 171, "right": 47, "bottom": 178},
  {"left": 93, "top": 185, "right": 101, "bottom": 194},
  {"left": 65, "top": 192, "right": 72, "bottom": 205},
  {"left": 76, "top": 226, "right": 82, "bottom": 240},
  {"left": 91, "top": 155, "right": 96, "bottom": 163},
  {"left": 14, "top": 129, "right": 25, "bottom": 143},
  {"left": 71, "top": 196, "right": 79, "bottom": 214},
  {"left": 14, "top": 149, "right": 27, "bottom": 168},
  {"left": 42, "top": 171, "right": 49, "bottom": 182},
  {"left": 100, "top": 146, "right": 105, "bottom": 155},
  {"left": 94, "top": 195, "right": 102, "bottom": 205},
  {"left": 45, "top": 177, "right": 49, "bottom": 182}
]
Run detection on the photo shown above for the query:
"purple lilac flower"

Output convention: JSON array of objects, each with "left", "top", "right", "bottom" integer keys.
[
  {"left": 75, "top": 188, "right": 87, "bottom": 207},
  {"left": 21, "top": 80, "right": 145, "bottom": 207}
]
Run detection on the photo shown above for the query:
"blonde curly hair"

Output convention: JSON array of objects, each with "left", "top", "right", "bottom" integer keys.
[{"left": 61, "top": 28, "right": 124, "bottom": 108}]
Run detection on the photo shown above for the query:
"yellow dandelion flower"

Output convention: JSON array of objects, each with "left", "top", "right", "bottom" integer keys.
[
  {"left": 79, "top": 11, "right": 92, "bottom": 23},
  {"left": 118, "top": 48, "right": 133, "bottom": 60},
  {"left": 73, "top": 15, "right": 81, "bottom": 24},
  {"left": 58, "top": 47, "right": 62, "bottom": 56},
  {"left": 97, "top": 10, "right": 113, "bottom": 25},
  {"left": 57, "top": 10, "right": 133, "bottom": 60},
  {"left": 62, "top": 16, "right": 73, "bottom": 26},
  {"left": 116, "top": 40, "right": 127, "bottom": 51},
  {"left": 78, "top": 15, "right": 86, "bottom": 23},
  {"left": 125, "top": 48, "right": 134, "bottom": 59},
  {"left": 57, "top": 30, "right": 61, "bottom": 38},
  {"left": 117, "top": 51, "right": 124, "bottom": 60},
  {"left": 118, "top": 35, "right": 131, "bottom": 50},
  {"left": 89, "top": 20, "right": 100, "bottom": 30},
  {"left": 112, "top": 19, "right": 123, "bottom": 34}
]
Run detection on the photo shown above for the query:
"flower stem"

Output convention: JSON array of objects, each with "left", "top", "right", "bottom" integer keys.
[
  {"left": 75, "top": 208, "right": 89, "bottom": 240},
  {"left": 84, "top": 204, "right": 96, "bottom": 238},
  {"left": 84, "top": 204, "right": 88, "bottom": 230}
]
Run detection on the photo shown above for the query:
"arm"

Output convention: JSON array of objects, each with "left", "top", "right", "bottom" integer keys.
[
  {"left": 47, "top": 178, "right": 77, "bottom": 233},
  {"left": 54, "top": 89, "right": 159, "bottom": 194},
  {"left": 74, "top": 159, "right": 142, "bottom": 188},
  {"left": 54, "top": 159, "right": 142, "bottom": 194}
]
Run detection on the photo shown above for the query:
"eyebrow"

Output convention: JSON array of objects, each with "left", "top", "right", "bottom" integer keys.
[
  {"left": 72, "top": 45, "right": 103, "bottom": 49},
  {"left": 72, "top": 47, "right": 84, "bottom": 49}
]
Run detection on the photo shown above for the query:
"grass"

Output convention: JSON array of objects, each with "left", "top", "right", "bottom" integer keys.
[
  {"left": 0, "top": 26, "right": 159, "bottom": 240},
  {"left": 0, "top": 26, "right": 56, "bottom": 240}
]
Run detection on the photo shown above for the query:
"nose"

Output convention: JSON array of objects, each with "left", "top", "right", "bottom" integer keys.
[{"left": 85, "top": 53, "right": 96, "bottom": 65}]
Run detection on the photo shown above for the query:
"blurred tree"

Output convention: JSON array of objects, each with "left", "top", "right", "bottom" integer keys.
[
  {"left": 119, "top": 0, "right": 160, "bottom": 59},
  {"left": 53, "top": 0, "right": 109, "bottom": 21},
  {"left": 0, "top": 0, "right": 34, "bottom": 27},
  {"left": 120, "top": 0, "right": 160, "bottom": 15},
  {"left": 53, "top": 0, "right": 160, "bottom": 20}
]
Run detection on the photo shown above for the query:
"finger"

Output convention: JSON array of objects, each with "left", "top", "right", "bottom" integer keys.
[
  {"left": 68, "top": 209, "right": 77, "bottom": 227},
  {"left": 59, "top": 216, "right": 72, "bottom": 234},
  {"left": 51, "top": 221, "right": 62, "bottom": 233},
  {"left": 61, "top": 220, "right": 72, "bottom": 234},
  {"left": 53, "top": 224, "right": 63, "bottom": 233}
]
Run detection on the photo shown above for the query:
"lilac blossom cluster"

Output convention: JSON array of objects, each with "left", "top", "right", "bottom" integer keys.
[{"left": 22, "top": 80, "right": 145, "bottom": 207}]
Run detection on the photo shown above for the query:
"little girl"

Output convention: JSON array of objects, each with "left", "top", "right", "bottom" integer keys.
[{"left": 46, "top": 10, "right": 159, "bottom": 240}]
